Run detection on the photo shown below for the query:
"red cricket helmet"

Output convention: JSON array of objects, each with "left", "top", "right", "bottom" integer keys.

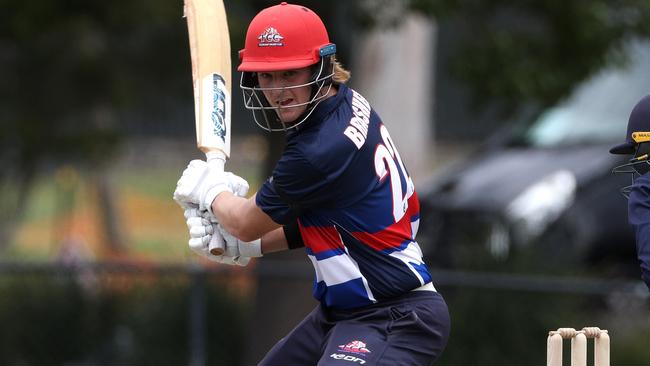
[
  {"left": 238, "top": 2, "right": 336, "bottom": 72},
  {"left": 238, "top": 2, "right": 338, "bottom": 131}
]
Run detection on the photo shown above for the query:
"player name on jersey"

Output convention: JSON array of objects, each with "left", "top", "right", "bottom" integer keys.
[{"left": 343, "top": 90, "right": 372, "bottom": 149}]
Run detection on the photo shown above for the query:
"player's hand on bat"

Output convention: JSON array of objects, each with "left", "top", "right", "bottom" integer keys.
[
  {"left": 207, "top": 209, "right": 262, "bottom": 264},
  {"left": 184, "top": 207, "right": 261, "bottom": 266},
  {"left": 173, "top": 159, "right": 249, "bottom": 212},
  {"left": 216, "top": 223, "right": 262, "bottom": 259},
  {"left": 185, "top": 206, "right": 244, "bottom": 265}
]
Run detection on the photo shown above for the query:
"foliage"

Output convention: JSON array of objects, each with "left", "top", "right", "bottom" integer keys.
[
  {"left": 354, "top": 0, "right": 650, "bottom": 115},
  {"left": 0, "top": 0, "right": 187, "bottom": 167},
  {"left": 0, "top": 0, "right": 189, "bottom": 250},
  {"left": 406, "top": 0, "right": 650, "bottom": 115}
]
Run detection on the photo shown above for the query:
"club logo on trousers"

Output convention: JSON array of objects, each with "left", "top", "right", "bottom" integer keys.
[
  {"left": 338, "top": 340, "right": 371, "bottom": 354},
  {"left": 258, "top": 27, "right": 284, "bottom": 47}
]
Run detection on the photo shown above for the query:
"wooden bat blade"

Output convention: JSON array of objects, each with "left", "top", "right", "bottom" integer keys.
[
  {"left": 184, "top": 0, "right": 232, "bottom": 160},
  {"left": 184, "top": 0, "right": 232, "bottom": 255}
]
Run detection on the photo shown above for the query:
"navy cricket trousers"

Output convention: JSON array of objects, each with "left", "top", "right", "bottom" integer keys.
[{"left": 258, "top": 291, "right": 450, "bottom": 366}]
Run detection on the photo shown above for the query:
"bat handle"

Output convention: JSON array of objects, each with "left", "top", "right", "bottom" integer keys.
[
  {"left": 205, "top": 150, "right": 226, "bottom": 171},
  {"left": 209, "top": 228, "right": 226, "bottom": 256},
  {"left": 206, "top": 150, "right": 227, "bottom": 255}
]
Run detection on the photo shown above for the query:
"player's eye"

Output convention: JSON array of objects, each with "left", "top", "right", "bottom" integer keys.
[
  {"left": 257, "top": 72, "right": 272, "bottom": 80},
  {"left": 283, "top": 70, "right": 297, "bottom": 79}
]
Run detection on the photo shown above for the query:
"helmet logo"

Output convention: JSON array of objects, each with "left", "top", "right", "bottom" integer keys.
[{"left": 257, "top": 27, "right": 284, "bottom": 47}]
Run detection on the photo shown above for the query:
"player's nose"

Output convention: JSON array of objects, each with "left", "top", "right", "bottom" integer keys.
[{"left": 267, "top": 84, "right": 288, "bottom": 100}]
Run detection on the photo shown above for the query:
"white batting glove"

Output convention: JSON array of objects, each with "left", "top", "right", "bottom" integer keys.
[
  {"left": 204, "top": 210, "right": 262, "bottom": 264},
  {"left": 185, "top": 207, "right": 218, "bottom": 256},
  {"left": 184, "top": 208, "right": 261, "bottom": 266},
  {"left": 173, "top": 160, "right": 249, "bottom": 213},
  {"left": 217, "top": 224, "right": 263, "bottom": 259}
]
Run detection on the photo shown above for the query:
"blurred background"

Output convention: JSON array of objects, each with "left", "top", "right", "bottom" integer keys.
[{"left": 3, "top": 0, "right": 650, "bottom": 364}]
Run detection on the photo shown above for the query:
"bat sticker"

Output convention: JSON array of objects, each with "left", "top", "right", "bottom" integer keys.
[{"left": 211, "top": 73, "right": 228, "bottom": 142}]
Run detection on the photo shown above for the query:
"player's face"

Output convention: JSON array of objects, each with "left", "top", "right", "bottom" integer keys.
[{"left": 257, "top": 67, "right": 312, "bottom": 123}]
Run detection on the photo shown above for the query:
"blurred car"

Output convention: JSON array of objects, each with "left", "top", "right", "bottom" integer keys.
[{"left": 419, "top": 40, "right": 650, "bottom": 274}]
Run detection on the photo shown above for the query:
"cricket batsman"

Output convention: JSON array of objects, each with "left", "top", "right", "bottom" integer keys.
[{"left": 174, "top": 3, "right": 451, "bottom": 364}]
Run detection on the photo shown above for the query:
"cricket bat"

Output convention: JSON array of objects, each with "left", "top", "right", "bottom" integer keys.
[{"left": 184, "top": 0, "right": 231, "bottom": 255}]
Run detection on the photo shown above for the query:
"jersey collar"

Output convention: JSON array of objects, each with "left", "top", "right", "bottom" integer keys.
[{"left": 293, "top": 84, "right": 348, "bottom": 133}]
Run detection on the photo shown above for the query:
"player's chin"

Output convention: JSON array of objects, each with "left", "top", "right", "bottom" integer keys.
[{"left": 277, "top": 107, "right": 303, "bottom": 124}]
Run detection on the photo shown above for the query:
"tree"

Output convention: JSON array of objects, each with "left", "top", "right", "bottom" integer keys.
[
  {"left": 401, "top": 0, "right": 650, "bottom": 115},
  {"left": 0, "top": 0, "right": 190, "bottom": 252}
]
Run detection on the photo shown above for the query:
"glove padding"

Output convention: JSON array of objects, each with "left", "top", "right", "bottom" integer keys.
[
  {"left": 174, "top": 160, "right": 249, "bottom": 213},
  {"left": 185, "top": 207, "right": 261, "bottom": 266}
]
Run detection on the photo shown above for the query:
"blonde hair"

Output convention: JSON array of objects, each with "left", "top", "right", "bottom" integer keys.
[{"left": 332, "top": 56, "right": 351, "bottom": 84}]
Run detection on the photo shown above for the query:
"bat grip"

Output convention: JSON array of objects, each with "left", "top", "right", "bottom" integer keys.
[
  {"left": 205, "top": 150, "right": 226, "bottom": 170},
  {"left": 206, "top": 150, "right": 227, "bottom": 255},
  {"left": 208, "top": 224, "right": 225, "bottom": 255}
]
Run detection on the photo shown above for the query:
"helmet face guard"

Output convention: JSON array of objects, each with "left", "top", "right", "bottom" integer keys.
[
  {"left": 612, "top": 133, "right": 650, "bottom": 198},
  {"left": 240, "top": 53, "right": 335, "bottom": 132},
  {"left": 612, "top": 156, "right": 649, "bottom": 198}
]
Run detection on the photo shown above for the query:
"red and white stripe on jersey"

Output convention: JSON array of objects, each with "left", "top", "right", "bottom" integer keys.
[{"left": 351, "top": 191, "right": 420, "bottom": 253}]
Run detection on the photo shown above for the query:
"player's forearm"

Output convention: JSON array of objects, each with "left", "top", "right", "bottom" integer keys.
[
  {"left": 259, "top": 223, "right": 306, "bottom": 254},
  {"left": 260, "top": 227, "right": 290, "bottom": 254},
  {"left": 212, "top": 192, "right": 280, "bottom": 241}
]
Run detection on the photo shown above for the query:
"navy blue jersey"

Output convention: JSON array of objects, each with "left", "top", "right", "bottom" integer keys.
[
  {"left": 628, "top": 173, "right": 650, "bottom": 291},
  {"left": 256, "top": 84, "right": 434, "bottom": 309}
]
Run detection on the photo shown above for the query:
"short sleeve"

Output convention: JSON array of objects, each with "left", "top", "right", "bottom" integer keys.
[{"left": 256, "top": 147, "right": 332, "bottom": 225}]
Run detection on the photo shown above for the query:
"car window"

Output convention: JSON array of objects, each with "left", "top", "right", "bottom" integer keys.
[{"left": 524, "top": 40, "right": 650, "bottom": 147}]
